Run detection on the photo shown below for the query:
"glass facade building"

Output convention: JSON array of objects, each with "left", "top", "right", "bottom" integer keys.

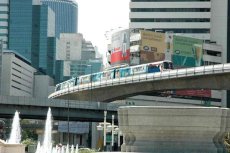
[
  {"left": 9, "top": 0, "right": 56, "bottom": 78},
  {"left": 8, "top": 0, "right": 33, "bottom": 61},
  {"left": 70, "top": 59, "right": 103, "bottom": 78},
  {"left": 41, "top": 0, "right": 78, "bottom": 37},
  {"left": 0, "top": 0, "right": 9, "bottom": 49}
]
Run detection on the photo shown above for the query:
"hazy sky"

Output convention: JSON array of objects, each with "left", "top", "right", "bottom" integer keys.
[{"left": 76, "top": 0, "right": 130, "bottom": 57}]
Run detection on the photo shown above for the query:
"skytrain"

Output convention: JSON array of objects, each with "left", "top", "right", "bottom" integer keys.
[{"left": 55, "top": 60, "right": 173, "bottom": 92}]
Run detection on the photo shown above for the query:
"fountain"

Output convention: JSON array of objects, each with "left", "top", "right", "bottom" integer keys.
[
  {"left": 35, "top": 108, "right": 79, "bottom": 153},
  {"left": 36, "top": 107, "right": 53, "bottom": 153},
  {"left": 0, "top": 110, "right": 25, "bottom": 153},
  {"left": 8, "top": 110, "right": 21, "bottom": 144}
]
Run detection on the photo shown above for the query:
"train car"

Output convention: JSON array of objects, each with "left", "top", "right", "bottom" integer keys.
[
  {"left": 68, "top": 78, "right": 77, "bottom": 87},
  {"left": 79, "top": 74, "right": 91, "bottom": 84},
  {"left": 54, "top": 60, "right": 173, "bottom": 92},
  {"left": 55, "top": 83, "right": 61, "bottom": 91},
  {"left": 101, "top": 69, "right": 115, "bottom": 81},
  {"left": 91, "top": 72, "right": 103, "bottom": 82},
  {"left": 147, "top": 60, "right": 173, "bottom": 73},
  {"left": 119, "top": 67, "right": 131, "bottom": 77},
  {"left": 130, "top": 64, "right": 148, "bottom": 75}
]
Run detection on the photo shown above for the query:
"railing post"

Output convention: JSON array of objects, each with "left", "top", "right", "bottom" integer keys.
[
  {"left": 222, "top": 63, "right": 224, "bottom": 72},
  {"left": 213, "top": 64, "right": 214, "bottom": 73}
]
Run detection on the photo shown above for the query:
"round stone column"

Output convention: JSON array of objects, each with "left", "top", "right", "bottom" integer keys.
[{"left": 118, "top": 106, "right": 229, "bottom": 153}]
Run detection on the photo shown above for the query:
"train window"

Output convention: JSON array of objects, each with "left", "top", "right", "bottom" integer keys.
[
  {"left": 164, "top": 62, "right": 169, "bottom": 69},
  {"left": 163, "top": 62, "right": 173, "bottom": 69},
  {"left": 55, "top": 85, "right": 61, "bottom": 91}
]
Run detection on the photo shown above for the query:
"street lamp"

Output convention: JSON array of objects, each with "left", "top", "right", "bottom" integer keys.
[
  {"left": 97, "top": 112, "right": 121, "bottom": 151},
  {"left": 97, "top": 111, "right": 110, "bottom": 151},
  {"left": 107, "top": 115, "right": 118, "bottom": 151},
  {"left": 114, "top": 127, "right": 122, "bottom": 151}
]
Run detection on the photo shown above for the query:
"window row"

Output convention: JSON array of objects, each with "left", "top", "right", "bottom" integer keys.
[
  {"left": 131, "top": 18, "right": 210, "bottom": 22},
  {"left": 131, "top": 8, "right": 210, "bottom": 12}
]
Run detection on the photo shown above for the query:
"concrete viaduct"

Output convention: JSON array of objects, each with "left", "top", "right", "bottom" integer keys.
[
  {"left": 49, "top": 64, "right": 230, "bottom": 102},
  {"left": 0, "top": 96, "right": 118, "bottom": 122}
]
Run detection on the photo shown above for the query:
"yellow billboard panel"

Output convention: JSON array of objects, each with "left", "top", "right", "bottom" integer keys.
[{"left": 140, "top": 30, "right": 166, "bottom": 53}]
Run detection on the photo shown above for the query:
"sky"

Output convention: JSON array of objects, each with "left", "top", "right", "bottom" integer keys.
[{"left": 75, "top": 0, "right": 130, "bottom": 61}]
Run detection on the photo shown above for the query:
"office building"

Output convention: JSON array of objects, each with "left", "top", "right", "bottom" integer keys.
[
  {"left": 0, "top": 0, "right": 9, "bottom": 49},
  {"left": 8, "top": 0, "right": 57, "bottom": 77},
  {"left": 41, "top": 0, "right": 78, "bottom": 37},
  {"left": 130, "top": 0, "right": 211, "bottom": 40},
  {"left": 8, "top": 0, "right": 34, "bottom": 61},
  {"left": 58, "top": 33, "right": 83, "bottom": 61},
  {"left": 129, "top": 0, "right": 230, "bottom": 107},
  {"left": 70, "top": 59, "right": 103, "bottom": 77},
  {"left": 32, "top": 4, "right": 56, "bottom": 76},
  {"left": 81, "top": 40, "right": 96, "bottom": 60},
  {"left": 1, "top": 50, "right": 36, "bottom": 97}
]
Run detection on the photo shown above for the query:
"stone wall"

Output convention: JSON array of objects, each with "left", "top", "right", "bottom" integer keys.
[
  {"left": 118, "top": 106, "right": 230, "bottom": 153},
  {"left": 0, "top": 139, "right": 25, "bottom": 153}
]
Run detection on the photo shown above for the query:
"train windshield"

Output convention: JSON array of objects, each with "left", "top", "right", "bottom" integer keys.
[{"left": 163, "top": 62, "right": 173, "bottom": 69}]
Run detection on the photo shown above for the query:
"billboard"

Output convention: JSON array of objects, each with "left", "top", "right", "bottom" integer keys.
[
  {"left": 172, "top": 36, "right": 210, "bottom": 98},
  {"left": 140, "top": 30, "right": 166, "bottom": 53},
  {"left": 173, "top": 35, "right": 203, "bottom": 67},
  {"left": 140, "top": 51, "right": 165, "bottom": 64},
  {"left": 139, "top": 30, "right": 166, "bottom": 63},
  {"left": 175, "top": 90, "right": 211, "bottom": 98},
  {"left": 111, "top": 29, "right": 130, "bottom": 65}
]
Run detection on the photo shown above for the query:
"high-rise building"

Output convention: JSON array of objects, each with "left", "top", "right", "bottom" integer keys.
[
  {"left": 0, "top": 0, "right": 9, "bottom": 49},
  {"left": 32, "top": 4, "right": 56, "bottom": 76},
  {"left": 129, "top": 0, "right": 211, "bottom": 40},
  {"left": 81, "top": 40, "right": 96, "bottom": 60},
  {"left": 8, "top": 0, "right": 34, "bottom": 61},
  {"left": 41, "top": 0, "right": 78, "bottom": 37},
  {"left": 8, "top": 0, "right": 57, "bottom": 77},
  {"left": 129, "top": 0, "right": 230, "bottom": 107},
  {"left": 58, "top": 33, "right": 83, "bottom": 61}
]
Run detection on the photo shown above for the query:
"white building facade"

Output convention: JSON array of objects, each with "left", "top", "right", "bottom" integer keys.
[
  {"left": 57, "top": 33, "right": 83, "bottom": 61},
  {"left": 129, "top": 0, "right": 230, "bottom": 107},
  {"left": 1, "top": 51, "right": 36, "bottom": 97},
  {"left": 130, "top": 0, "right": 211, "bottom": 40}
]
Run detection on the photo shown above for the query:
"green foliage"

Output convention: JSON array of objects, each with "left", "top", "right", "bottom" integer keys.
[
  {"left": 21, "top": 119, "right": 38, "bottom": 142},
  {"left": 21, "top": 129, "right": 38, "bottom": 141},
  {"left": 21, "top": 138, "right": 36, "bottom": 146}
]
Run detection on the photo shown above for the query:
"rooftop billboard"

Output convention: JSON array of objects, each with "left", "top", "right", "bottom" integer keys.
[
  {"left": 110, "top": 29, "right": 130, "bottom": 65},
  {"left": 140, "top": 30, "right": 166, "bottom": 53},
  {"left": 173, "top": 35, "right": 203, "bottom": 67}
]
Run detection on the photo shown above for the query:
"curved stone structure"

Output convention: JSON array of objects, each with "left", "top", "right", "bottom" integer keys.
[
  {"left": 0, "top": 139, "right": 25, "bottom": 153},
  {"left": 118, "top": 106, "right": 230, "bottom": 153}
]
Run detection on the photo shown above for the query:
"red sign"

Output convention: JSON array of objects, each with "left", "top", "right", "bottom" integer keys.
[
  {"left": 111, "top": 48, "right": 130, "bottom": 64},
  {"left": 176, "top": 90, "right": 211, "bottom": 98},
  {"left": 110, "top": 29, "right": 130, "bottom": 65}
]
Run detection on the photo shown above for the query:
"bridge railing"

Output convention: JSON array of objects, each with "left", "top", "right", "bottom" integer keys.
[{"left": 50, "top": 63, "right": 230, "bottom": 99}]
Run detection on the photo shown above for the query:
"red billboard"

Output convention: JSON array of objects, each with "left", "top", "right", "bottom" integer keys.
[
  {"left": 175, "top": 90, "right": 211, "bottom": 98},
  {"left": 110, "top": 29, "right": 130, "bottom": 65}
]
